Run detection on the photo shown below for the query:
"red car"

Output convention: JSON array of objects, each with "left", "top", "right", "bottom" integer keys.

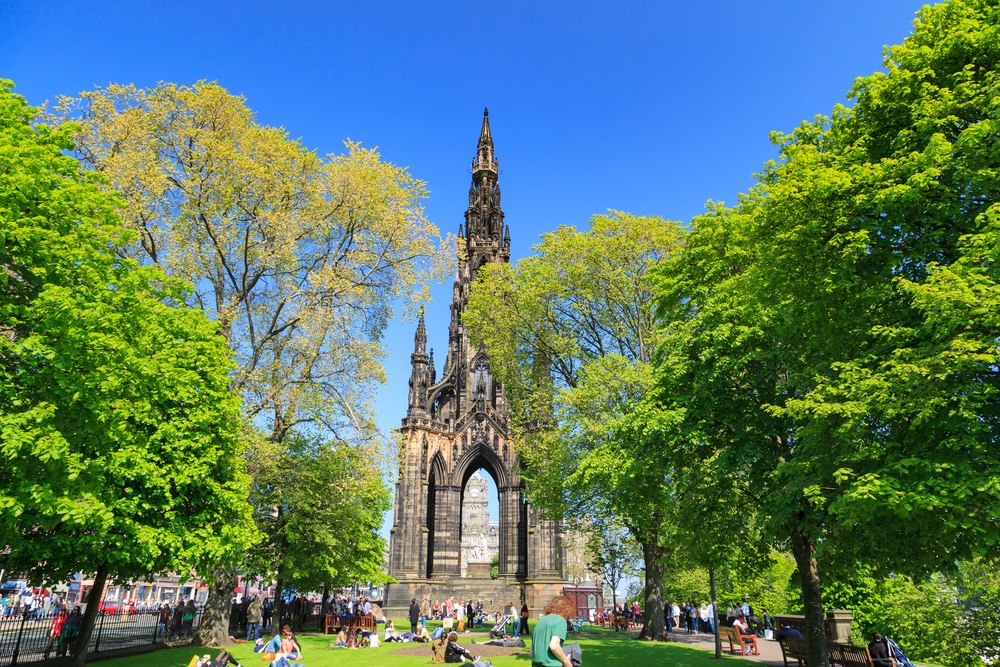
[{"left": 98, "top": 600, "right": 137, "bottom": 615}]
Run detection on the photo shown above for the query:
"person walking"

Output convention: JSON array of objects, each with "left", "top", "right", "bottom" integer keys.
[
  {"left": 520, "top": 603, "right": 530, "bottom": 636},
  {"left": 59, "top": 608, "right": 82, "bottom": 657},
  {"left": 409, "top": 598, "right": 421, "bottom": 634},
  {"left": 43, "top": 608, "right": 68, "bottom": 659},
  {"left": 246, "top": 595, "right": 262, "bottom": 641},
  {"left": 262, "top": 598, "right": 273, "bottom": 632},
  {"left": 170, "top": 603, "right": 184, "bottom": 640},
  {"left": 183, "top": 600, "right": 197, "bottom": 637},
  {"left": 505, "top": 601, "right": 518, "bottom": 637},
  {"left": 421, "top": 596, "right": 431, "bottom": 628}
]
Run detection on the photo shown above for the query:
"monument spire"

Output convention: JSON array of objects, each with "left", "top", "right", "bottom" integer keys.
[
  {"left": 414, "top": 306, "right": 426, "bottom": 354},
  {"left": 478, "top": 107, "right": 493, "bottom": 151},
  {"left": 407, "top": 307, "right": 429, "bottom": 414},
  {"left": 388, "top": 111, "right": 564, "bottom": 617},
  {"left": 465, "top": 108, "right": 508, "bottom": 269}
]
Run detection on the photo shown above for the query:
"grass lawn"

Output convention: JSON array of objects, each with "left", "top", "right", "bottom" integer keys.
[{"left": 86, "top": 618, "right": 743, "bottom": 667}]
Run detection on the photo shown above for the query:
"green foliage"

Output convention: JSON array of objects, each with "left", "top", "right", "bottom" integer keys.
[
  {"left": 662, "top": 568, "right": 710, "bottom": 605},
  {"left": 716, "top": 553, "right": 799, "bottom": 616},
  {"left": 52, "top": 80, "right": 452, "bottom": 641},
  {"left": 490, "top": 554, "right": 499, "bottom": 580},
  {"left": 647, "top": 5, "right": 1000, "bottom": 660},
  {"left": 588, "top": 519, "right": 641, "bottom": 607},
  {"left": 957, "top": 560, "right": 1000, "bottom": 666},
  {"left": 244, "top": 431, "right": 390, "bottom": 592},
  {"left": 0, "top": 80, "right": 252, "bottom": 584},
  {"left": 820, "top": 560, "right": 1000, "bottom": 667},
  {"left": 54, "top": 80, "right": 453, "bottom": 452},
  {"left": 465, "top": 211, "right": 686, "bottom": 639},
  {"left": 822, "top": 569, "right": 964, "bottom": 664},
  {"left": 464, "top": 211, "right": 685, "bottom": 519},
  {"left": 660, "top": 552, "right": 798, "bottom": 614}
]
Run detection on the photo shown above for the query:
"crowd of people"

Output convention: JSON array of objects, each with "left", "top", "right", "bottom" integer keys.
[
  {"left": 403, "top": 595, "right": 531, "bottom": 635},
  {"left": 157, "top": 599, "right": 199, "bottom": 639},
  {"left": 1, "top": 590, "right": 79, "bottom": 620},
  {"left": 16, "top": 581, "right": 901, "bottom": 667},
  {"left": 41, "top": 607, "right": 82, "bottom": 659}
]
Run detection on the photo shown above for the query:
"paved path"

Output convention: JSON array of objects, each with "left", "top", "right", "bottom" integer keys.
[{"left": 662, "top": 629, "right": 786, "bottom": 666}]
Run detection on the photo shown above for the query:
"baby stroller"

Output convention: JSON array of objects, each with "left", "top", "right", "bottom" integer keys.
[
  {"left": 885, "top": 637, "right": 915, "bottom": 667},
  {"left": 490, "top": 614, "right": 512, "bottom": 639}
]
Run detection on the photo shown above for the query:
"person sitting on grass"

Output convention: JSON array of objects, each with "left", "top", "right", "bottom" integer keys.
[
  {"left": 431, "top": 633, "right": 448, "bottom": 664},
  {"left": 530, "top": 595, "right": 582, "bottom": 667},
  {"left": 444, "top": 631, "right": 491, "bottom": 666},
  {"left": 270, "top": 625, "right": 302, "bottom": 667}
]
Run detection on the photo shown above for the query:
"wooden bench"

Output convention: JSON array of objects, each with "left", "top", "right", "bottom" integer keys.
[
  {"left": 830, "top": 643, "right": 896, "bottom": 667},
  {"left": 323, "top": 614, "right": 376, "bottom": 634},
  {"left": 779, "top": 637, "right": 809, "bottom": 667},
  {"left": 720, "top": 625, "right": 759, "bottom": 656},
  {"left": 781, "top": 640, "right": 896, "bottom": 667}
]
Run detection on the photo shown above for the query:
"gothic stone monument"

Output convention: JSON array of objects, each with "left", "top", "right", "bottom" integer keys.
[{"left": 384, "top": 110, "right": 567, "bottom": 616}]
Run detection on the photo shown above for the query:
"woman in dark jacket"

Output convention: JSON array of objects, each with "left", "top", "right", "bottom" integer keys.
[{"left": 444, "top": 632, "right": 477, "bottom": 663}]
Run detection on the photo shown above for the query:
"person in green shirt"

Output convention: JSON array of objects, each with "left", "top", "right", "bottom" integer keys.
[{"left": 530, "top": 595, "right": 580, "bottom": 667}]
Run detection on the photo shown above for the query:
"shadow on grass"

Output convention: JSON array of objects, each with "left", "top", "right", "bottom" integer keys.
[{"left": 570, "top": 635, "right": 740, "bottom": 667}]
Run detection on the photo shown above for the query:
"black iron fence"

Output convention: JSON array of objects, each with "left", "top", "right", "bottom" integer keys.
[
  {"left": 0, "top": 602, "right": 333, "bottom": 667},
  {"left": 0, "top": 610, "right": 202, "bottom": 667}
]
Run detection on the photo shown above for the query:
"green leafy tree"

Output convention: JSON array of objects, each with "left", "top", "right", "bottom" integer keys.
[
  {"left": 243, "top": 431, "right": 390, "bottom": 609},
  {"left": 650, "top": 2, "right": 1000, "bottom": 665},
  {"left": 956, "top": 560, "right": 1000, "bottom": 666},
  {"left": 465, "top": 211, "right": 685, "bottom": 640},
  {"left": 53, "top": 81, "right": 452, "bottom": 642},
  {"left": 0, "top": 81, "right": 251, "bottom": 667},
  {"left": 588, "top": 519, "right": 641, "bottom": 610}
]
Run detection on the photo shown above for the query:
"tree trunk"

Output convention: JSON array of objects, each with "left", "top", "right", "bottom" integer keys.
[
  {"left": 710, "top": 567, "right": 721, "bottom": 659},
  {"left": 273, "top": 574, "right": 284, "bottom": 632},
  {"left": 636, "top": 537, "right": 668, "bottom": 641},
  {"left": 193, "top": 566, "right": 234, "bottom": 647},
  {"left": 69, "top": 565, "right": 108, "bottom": 667},
  {"left": 790, "top": 524, "right": 828, "bottom": 667}
]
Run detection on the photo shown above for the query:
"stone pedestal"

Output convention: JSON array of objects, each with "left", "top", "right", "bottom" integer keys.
[
  {"left": 826, "top": 609, "right": 853, "bottom": 643},
  {"left": 466, "top": 563, "right": 492, "bottom": 578}
]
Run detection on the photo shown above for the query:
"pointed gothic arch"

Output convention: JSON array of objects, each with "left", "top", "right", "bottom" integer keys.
[
  {"left": 452, "top": 440, "right": 507, "bottom": 489},
  {"left": 425, "top": 450, "right": 448, "bottom": 578}
]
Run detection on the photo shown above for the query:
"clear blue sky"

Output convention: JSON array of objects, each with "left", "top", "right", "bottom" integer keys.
[{"left": 3, "top": 0, "right": 928, "bottom": 535}]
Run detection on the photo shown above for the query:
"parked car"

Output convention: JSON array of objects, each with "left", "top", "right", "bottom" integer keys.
[{"left": 98, "top": 600, "right": 137, "bottom": 615}]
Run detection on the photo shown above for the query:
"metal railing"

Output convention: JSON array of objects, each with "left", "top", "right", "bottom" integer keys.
[
  {"left": 1, "top": 602, "right": 332, "bottom": 667},
  {"left": 0, "top": 610, "right": 203, "bottom": 667}
]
